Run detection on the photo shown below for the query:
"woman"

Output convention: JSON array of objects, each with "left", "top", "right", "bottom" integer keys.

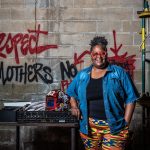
[{"left": 67, "top": 36, "right": 139, "bottom": 150}]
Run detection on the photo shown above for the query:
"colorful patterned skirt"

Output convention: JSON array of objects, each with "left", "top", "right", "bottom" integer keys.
[{"left": 80, "top": 118, "right": 129, "bottom": 150}]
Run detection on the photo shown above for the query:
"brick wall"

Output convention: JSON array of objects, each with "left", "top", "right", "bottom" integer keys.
[{"left": 0, "top": 0, "right": 149, "bottom": 149}]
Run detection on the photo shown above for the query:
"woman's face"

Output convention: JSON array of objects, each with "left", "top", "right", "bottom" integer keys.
[{"left": 91, "top": 45, "right": 107, "bottom": 69}]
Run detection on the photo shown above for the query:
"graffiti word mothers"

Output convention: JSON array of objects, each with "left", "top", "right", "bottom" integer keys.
[{"left": 0, "top": 62, "right": 53, "bottom": 85}]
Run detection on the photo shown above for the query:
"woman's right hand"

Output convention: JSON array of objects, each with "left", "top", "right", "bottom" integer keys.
[
  {"left": 70, "top": 107, "right": 81, "bottom": 120},
  {"left": 69, "top": 97, "right": 82, "bottom": 120}
]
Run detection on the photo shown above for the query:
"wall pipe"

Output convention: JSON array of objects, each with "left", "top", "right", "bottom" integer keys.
[
  {"left": 141, "top": 17, "right": 146, "bottom": 94},
  {"left": 138, "top": 1, "right": 150, "bottom": 94}
]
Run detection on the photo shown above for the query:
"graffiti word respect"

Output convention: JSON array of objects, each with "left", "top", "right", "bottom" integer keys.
[
  {"left": 0, "top": 61, "right": 53, "bottom": 85},
  {"left": 0, "top": 24, "right": 58, "bottom": 64}
]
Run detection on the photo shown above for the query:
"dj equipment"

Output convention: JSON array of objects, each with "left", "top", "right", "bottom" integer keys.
[
  {"left": 0, "top": 90, "right": 77, "bottom": 124},
  {"left": 16, "top": 111, "right": 78, "bottom": 123},
  {"left": 46, "top": 90, "right": 70, "bottom": 111}
]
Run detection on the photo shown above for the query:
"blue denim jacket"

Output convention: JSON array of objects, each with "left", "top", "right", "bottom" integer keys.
[{"left": 67, "top": 64, "right": 140, "bottom": 135}]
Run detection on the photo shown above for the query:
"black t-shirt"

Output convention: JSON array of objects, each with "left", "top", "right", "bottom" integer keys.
[{"left": 86, "top": 77, "right": 106, "bottom": 120}]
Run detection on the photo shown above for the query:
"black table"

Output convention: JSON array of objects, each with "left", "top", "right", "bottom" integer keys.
[{"left": 0, "top": 122, "right": 79, "bottom": 150}]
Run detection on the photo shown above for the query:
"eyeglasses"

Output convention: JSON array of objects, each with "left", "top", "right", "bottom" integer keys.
[{"left": 91, "top": 51, "right": 106, "bottom": 58}]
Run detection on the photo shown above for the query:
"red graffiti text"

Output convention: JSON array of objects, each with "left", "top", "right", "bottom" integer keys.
[
  {"left": 73, "top": 30, "right": 136, "bottom": 78},
  {"left": 61, "top": 80, "right": 72, "bottom": 91},
  {"left": 0, "top": 24, "right": 58, "bottom": 64},
  {"left": 108, "top": 30, "right": 136, "bottom": 78}
]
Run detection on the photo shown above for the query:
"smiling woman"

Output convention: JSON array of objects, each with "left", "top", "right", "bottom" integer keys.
[
  {"left": 90, "top": 37, "right": 109, "bottom": 70},
  {"left": 67, "top": 36, "right": 140, "bottom": 150}
]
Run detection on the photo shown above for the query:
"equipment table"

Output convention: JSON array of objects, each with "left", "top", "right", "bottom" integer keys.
[{"left": 0, "top": 122, "right": 79, "bottom": 150}]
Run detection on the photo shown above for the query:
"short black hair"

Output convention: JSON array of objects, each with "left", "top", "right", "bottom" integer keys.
[{"left": 90, "top": 36, "right": 108, "bottom": 51}]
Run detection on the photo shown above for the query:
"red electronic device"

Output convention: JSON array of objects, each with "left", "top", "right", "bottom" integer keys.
[{"left": 46, "top": 90, "right": 70, "bottom": 111}]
